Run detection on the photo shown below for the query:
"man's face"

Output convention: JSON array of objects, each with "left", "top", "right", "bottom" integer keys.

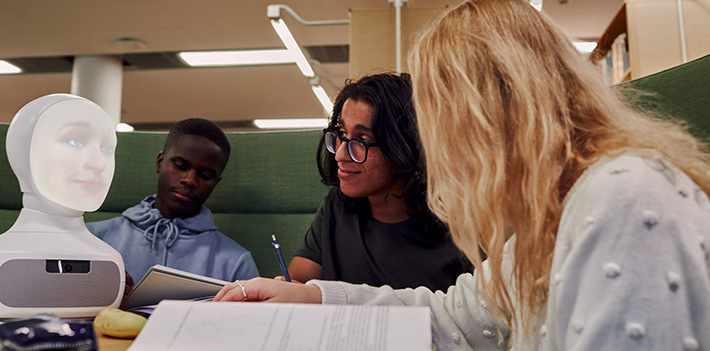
[
  {"left": 335, "top": 98, "right": 404, "bottom": 200},
  {"left": 153, "top": 134, "right": 227, "bottom": 219}
]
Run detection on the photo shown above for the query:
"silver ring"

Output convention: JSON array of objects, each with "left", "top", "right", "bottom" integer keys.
[{"left": 235, "top": 280, "right": 247, "bottom": 299}]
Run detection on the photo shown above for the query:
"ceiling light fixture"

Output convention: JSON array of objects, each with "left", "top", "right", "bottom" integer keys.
[
  {"left": 529, "top": 0, "right": 543, "bottom": 11},
  {"left": 310, "top": 78, "right": 334, "bottom": 114},
  {"left": 182, "top": 5, "right": 343, "bottom": 128},
  {"left": 179, "top": 5, "right": 339, "bottom": 120},
  {"left": 270, "top": 19, "right": 315, "bottom": 77},
  {"left": 0, "top": 60, "right": 21, "bottom": 74},
  {"left": 178, "top": 49, "right": 293, "bottom": 67},
  {"left": 572, "top": 41, "right": 598, "bottom": 54},
  {"left": 253, "top": 118, "right": 328, "bottom": 129},
  {"left": 267, "top": 4, "right": 350, "bottom": 116}
]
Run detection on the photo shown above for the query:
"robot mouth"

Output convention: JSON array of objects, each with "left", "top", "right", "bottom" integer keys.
[{"left": 73, "top": 179, "right": 104, "bottom": 189}]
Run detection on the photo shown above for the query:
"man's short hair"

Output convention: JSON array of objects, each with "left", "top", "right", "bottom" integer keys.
[{"left": 163, "top": 118, "right": 231, "bottom": 158}]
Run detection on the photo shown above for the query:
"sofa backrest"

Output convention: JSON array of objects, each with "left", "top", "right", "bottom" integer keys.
[
  {"left": 621, "top": 53, "right": 710, "bottom": 142},
  {"left": 0, "top": 125, "right": 329, "bottom": 278}
]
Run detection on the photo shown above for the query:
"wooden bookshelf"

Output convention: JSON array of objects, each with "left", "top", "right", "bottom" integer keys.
[
  {"left": 591, "top": 0, "right": 710, "bottom": 83},
  {"left": 589, "top": 4, "right": 627, "bottom": 65}
]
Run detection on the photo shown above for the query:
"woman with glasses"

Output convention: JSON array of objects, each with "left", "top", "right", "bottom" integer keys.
[{"left": 286, "top": 73, "right": 473, "bottom": 291}]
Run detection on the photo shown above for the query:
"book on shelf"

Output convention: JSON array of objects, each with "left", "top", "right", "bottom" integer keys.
[
  {"left": 600, "top": 53, "right": 614, "bottom": 86},
  {"left": 611, "top": 33, "right": 631, "bottom": 84},
  {"left": 120, "top": 265, "right": 228, "bottom": 314},
  {"left": 127, "top": 300, "right": 432, "bottom": 351}
]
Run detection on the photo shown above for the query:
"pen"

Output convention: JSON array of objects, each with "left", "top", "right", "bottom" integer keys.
[{"left": 271, "top": 235, "right": 291, "bottom": 282}]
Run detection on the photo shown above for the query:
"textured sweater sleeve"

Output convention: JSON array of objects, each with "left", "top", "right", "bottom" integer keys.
[
  {"left": 546, "top": 155, "right": 710, "bottom": 350},
  {"left": 307, "top": 259, "right": 511, "bottom": 350}
]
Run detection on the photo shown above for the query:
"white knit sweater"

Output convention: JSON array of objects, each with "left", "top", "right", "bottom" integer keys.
[{"left": 308, "top": 154, "right": 710, "bottom": 351}]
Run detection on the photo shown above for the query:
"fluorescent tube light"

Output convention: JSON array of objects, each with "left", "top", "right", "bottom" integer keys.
[
  {"left": 311, "top": 84, "right": 333, "bottom": 114},
  {"left": 254, "top": 118, "right": 328, "bottom": 129},
  {"left": 179, "top": 49, "right": 293, "bottom": 67},
  {"left": 572, "top": 41, "right": 598, "bottom": 54},
  {"left": 270, "top": 19, "right": 315, "bottom": 77},
  {"left": 0, "top": 60, "right": 21, "bottom": 74}
]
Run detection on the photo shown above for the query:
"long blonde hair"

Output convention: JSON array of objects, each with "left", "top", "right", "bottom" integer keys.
[{"left": 409, "top": 0, "right": 710, "bottom": 336}]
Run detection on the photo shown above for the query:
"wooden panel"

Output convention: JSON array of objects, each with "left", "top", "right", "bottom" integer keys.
[
  {"left": 683, "top": 0, "right": 710, "bottom": 60},
  {"left": 349, "top": 6, "right": 445, "bottom": 78},
  {"left": 627, "top": 0, "right": 710, "bottom": 79},
  {"left": 593, "top": 0, "right": 710, "bottom": 81}
]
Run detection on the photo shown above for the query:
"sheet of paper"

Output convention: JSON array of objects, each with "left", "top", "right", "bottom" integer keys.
[{"left": 128, "top": 300, "right": 431, "bottom": 351}]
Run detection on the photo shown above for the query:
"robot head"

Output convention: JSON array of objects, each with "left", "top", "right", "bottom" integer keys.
[{"left": 6, "top": 94, "right": 117, "bottom": 212}]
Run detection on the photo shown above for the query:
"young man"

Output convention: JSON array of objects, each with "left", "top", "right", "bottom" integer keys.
[
  {"left": 88, "top": 118, "right": 259, "bottom": 290},
  {"left": 288, "top": 73, "right": 473, "bottom": 291}
]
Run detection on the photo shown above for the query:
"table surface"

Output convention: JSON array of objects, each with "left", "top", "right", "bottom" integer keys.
[{"left": 97, "top": 334, "right": 134, "bottom": 351}]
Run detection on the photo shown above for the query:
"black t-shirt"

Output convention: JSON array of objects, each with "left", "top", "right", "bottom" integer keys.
[{"left": 295, "top": 188, "right": 473, "bottom": 291}]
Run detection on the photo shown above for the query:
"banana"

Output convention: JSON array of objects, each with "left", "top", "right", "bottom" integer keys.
[{"left": 93, "top": 308, "right": 147, "bottom": 339}]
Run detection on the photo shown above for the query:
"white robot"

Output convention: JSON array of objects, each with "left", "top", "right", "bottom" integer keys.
[{"left": 0, "top": 94, "right": 125, "bottom": 318}]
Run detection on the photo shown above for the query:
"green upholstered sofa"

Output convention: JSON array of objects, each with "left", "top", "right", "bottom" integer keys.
[
  {"left": 0, "top": 127, "right": 329, "bottom": 279},
  {"left": 618, "top": 53, "right": 710, "bottom": 142},
  {"left": 0, "top": 54, "right": 707, "bottom": 279}
]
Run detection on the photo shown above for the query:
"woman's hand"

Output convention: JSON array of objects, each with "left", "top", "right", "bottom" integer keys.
[
  {"left": 273, "top": 276, "right": 304, "bottom": 284},
  {"left": 213, "top": 277, "right": 322, "bottom": 303}
]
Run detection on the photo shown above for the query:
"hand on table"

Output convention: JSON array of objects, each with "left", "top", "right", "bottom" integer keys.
[
  {"left": 213, "top": 277, "right": 321, "bottom": 303},
  {"left": 274, "top": 275, "right": 304, "bottom": 284}
]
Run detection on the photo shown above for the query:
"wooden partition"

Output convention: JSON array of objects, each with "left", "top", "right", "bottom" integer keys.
[
  {"left": 349, "top": 6, "right": 446, "bottom": 78},
  {"left": 592, "top": 0, "right": 710, "bottom": 82}
]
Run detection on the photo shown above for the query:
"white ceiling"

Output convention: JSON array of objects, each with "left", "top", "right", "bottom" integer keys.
[{"left": 0, "top": 0, "right": 623, "bottom": 131}]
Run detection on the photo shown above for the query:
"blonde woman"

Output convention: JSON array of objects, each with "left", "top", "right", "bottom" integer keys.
[{"left": 215, "top": 0, "right": 710, "bottom": 349}]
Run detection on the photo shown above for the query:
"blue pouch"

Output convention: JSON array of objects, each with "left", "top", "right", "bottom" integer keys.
[{"left": 0, "top": 314, "right": 97, "bottom": 351}]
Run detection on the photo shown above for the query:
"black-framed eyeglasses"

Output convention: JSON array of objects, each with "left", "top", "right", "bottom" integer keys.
[{"left": 324, "top": 129, "right": 378, "bottom": 164}]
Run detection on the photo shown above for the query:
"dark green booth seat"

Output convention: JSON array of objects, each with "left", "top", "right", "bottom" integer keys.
[
  {"left": 621, "top": 53, "right": 710, "bottom": 142},
  {"left": 0, "top": 126, "right": 329, "bottom": 279}
]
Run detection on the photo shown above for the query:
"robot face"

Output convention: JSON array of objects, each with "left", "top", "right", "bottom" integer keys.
[{"left": 29, "top": 99, "right": 117, "bottom": 212}]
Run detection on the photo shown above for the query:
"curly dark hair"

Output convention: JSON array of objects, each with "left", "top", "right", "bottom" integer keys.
[{"left": 317, "top": 73, "right": 446, "bottom": 234}]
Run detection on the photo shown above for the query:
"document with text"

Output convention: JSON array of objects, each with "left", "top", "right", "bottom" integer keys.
[{"left": 127, "top": 300, "right": 432, "bottom": 351}]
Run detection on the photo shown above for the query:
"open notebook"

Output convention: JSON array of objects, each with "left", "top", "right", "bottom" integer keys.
[{"left": 120, "top": 265, "right": 228, "bottom": 313}]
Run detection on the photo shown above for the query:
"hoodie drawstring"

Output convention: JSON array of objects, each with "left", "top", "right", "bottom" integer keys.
[{"left": 143, "top": 218, "right": 180, "bottom": 265}]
